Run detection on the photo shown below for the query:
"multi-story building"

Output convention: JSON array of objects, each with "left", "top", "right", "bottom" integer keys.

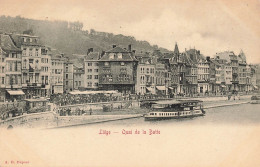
[
  {"left": 11, "top": 33, "right": 48, "bottom": 98},
  {"left": 249, "top": 65, "right": 257, "bottom": 91},
  {"left": 215, "top": 58, "right": 232, "bottom": 93},
  {"left": 73, "top": 61, "right": 85, "bottom": 90},
  {"left": 215, "top": 51, "right": 239, "bottom": 92},
  {"left": 0, "top": 34, "right": 23, "bottom": 101},
  {"left": 184, "top": 49, "right": 198, "bottom": 96},
  {"left": 39, "top": 47, "right": 51, "bottom": 97},
  {"left": 50, "top": 49, "right": 65, "bottom": 94},
  {"left": 84, "top": 51, "right": 100, "bottom": 90},
  {"left": 98, "top": 45, "right": 138, "bottom": 94},
  {"left": 135, "top": 53, "right": 156, "bottom": 95},
  {"left": 224, "top": 62, "right": 232, "bottom": 92},
  {"left": 63, "top": 57, "right": 74, "bottom": 93},
  {"left": 197, "top": 57, "right": 210, "bottom": 94},
  {"left": 238, "top": 51, "right": 247, "bottom": 92}
]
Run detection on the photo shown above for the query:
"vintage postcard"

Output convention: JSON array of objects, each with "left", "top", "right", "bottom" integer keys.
[{"left": 0, "top": 0, "right": 260, "bottom": 166}]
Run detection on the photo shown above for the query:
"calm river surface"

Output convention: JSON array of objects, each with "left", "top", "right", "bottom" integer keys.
[
  {"left": 82, "top": 103, "right": 260, "bottom": 127},
  {"left": 2, "top": 103, "right": 260, "bottom": 167}
]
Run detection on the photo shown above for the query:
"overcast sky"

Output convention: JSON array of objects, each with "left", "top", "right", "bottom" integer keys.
[{"left": 1, "top": 0, "right": 259, "bottom": 63}]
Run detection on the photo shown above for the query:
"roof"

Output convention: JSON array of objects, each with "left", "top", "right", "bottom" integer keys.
[
  {"left": 73, "top": 61, "right": 84, "bottom": 69},
  {"left": 215, "top": 51, "right": 237, "bottom": 62},
  {"left": 0, "top": 34, "right": 21, "bottom": 52},
  {"left": 173, "top": 43, "right": 180, "bottom": 55},
  {"left": 106, "top": 46, "right": 130, "bottom": 53},
  {"left": 85, "top": 52, "right": 100, "bottom": 61},
  {"left": 10, "top": 34, "right": 43, "bottom": 47},
  {"left": 99, "top": 46, "right": 137, "bottom": 61}
]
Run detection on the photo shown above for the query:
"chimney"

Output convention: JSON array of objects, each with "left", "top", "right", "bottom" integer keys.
[
  {"left": 101, "top": 51, "right": 105, "bottom": 57},
  {"left": 87, "top": 48, "right": 93, "bottom": 54},
  {"left": 112, "top": 45, "right": 116, "bottom": 48},
  {"left": 128, "top": 44, "right": 132, "bottom": 51}
]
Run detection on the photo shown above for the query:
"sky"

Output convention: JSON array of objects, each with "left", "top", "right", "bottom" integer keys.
[{"left": 0, "top": 0, "right": 259, "bottom": 63}]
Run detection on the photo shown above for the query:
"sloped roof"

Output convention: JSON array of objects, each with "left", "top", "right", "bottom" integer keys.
[
  {"left": 11, "top": 34, "right": 43, "bottom": 47},
  {"left": 0, "top": 34, "right": 21, "bottom": 52},
  {"left": 73, "top": 61, "right": 84, "bottom": 69},
  {"left": 173, "top": 43, "right": 179, "bottom": 55},
  {"left": 85, "top": 52, "right": 100, "bottom": 61},
  {"left": 106, "top": 46, "right": 130, "bottom": 53},
  {"left": 100, "top": 46, "right": 137, "bottom": 61}
]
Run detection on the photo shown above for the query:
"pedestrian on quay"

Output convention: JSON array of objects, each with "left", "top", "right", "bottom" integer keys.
[{"left": 89, "top": 108, "right": 92, "bottom": 115}]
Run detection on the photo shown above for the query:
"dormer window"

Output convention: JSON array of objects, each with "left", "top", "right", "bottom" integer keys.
[
  {"left": 109, "top": 53, "right": 114, "bottom": 59},
  {"left": 30, "top": 38, "right": 33, "bottom": 42},
  {"left": 118, "top": 53, "right": 122, "bottom": 59},
  {"left": 121, "top": 62, "right": 125, "bottom": 66},
  {"left": 105, "top": 62, "right": 109, "bottom": 66}
]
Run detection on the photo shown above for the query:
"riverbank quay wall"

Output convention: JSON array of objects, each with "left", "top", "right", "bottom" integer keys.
[{"left": 0, "top": 95, "right": 253, "bottom": 129}]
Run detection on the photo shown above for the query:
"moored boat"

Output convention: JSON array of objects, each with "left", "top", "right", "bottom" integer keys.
[{"left": 144, "top": 99, "right": 205, "bottom": 121}]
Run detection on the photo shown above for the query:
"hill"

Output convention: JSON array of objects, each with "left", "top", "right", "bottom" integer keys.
[{"left": 0, "top": 15, "right": 171, "bottom": 58}]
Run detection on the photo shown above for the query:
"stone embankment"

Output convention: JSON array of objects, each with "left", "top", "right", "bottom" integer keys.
[{"left": 0, "top": 95, "right": 253, "bottom": 129}]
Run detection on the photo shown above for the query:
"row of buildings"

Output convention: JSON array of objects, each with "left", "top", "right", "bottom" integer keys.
[{"left": 0, "top": 32, "right": 259, "bottom": 101}]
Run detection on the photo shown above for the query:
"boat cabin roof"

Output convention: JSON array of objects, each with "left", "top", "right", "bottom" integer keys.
[{"left": 152, "top": 99, "right": 202, "bottom": 105}]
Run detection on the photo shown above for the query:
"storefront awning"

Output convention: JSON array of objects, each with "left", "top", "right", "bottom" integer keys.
[
  {"left": 253, "top": 85, "right": 258, "bottom": 89},
  {"left": 146, "top": 87, "right": 153, "bottom": 92},
  {"left": 168, "top": 87, "right": 174, "bottom": 90},
  {"left": 7, "top": 90, "right": 25, "bottom": 95},
  {"left": 156, "top": 86, "right": 166, "bottom": 91},
  {"left": 220, "top": 85, "right": 226, "bottom": 88}
]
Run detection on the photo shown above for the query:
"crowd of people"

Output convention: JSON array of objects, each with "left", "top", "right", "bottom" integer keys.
[
  {"left": 50, "top": 93, "right": 121, "bottom": 106},
  {"left": 57, "top": 107, "right": 92, "bottom": 116}
]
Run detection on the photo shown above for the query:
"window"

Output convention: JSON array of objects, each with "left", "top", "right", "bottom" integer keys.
[
  {"left": 109, "top": 53, "right": 114, "bottom": 59},
  {"left": 79, "top": 81, "right": 81, "bottom": 86},
  {"left": 95, "top": 63, "right": 99, "bottom": 66},
  {"left": 94, "top": 75, "right": 98, "bottom": 79},
  {"left": 87, "top": 75, "right": 92, "bottom": 79},
  {"left": 94, "top": 82, "right": 98, "bottom": 86},
  {"left": 66, "top": 74, "right": 68, "bottom": 79},
  {"left": 75, "top": 81, "right": 78, "bottom": 86},
  {"left": 66, "top": 67, "right": 68, "bottom": 72},
  {"left": 29, "top": 49, "right": 32, "bottom": 56},
  {"left": 1, "top": 77, "right": 4, "bottom": 84},
  {"left": 35, "top": 49, "right": 39, "bottom": 56},
  {"left": 88, "top": 63, "right": 92, "bottom": 66},
  {"left": 118, "top": 53, "right": 122, "bottom": 59},
  {"left": 88, "top": 69, "right": 92, "bottom": 72},
  {"left": 88, "top": 82, "right": 92, "bottom": 87},
  {"left": 94, "top": 69, "right": 99, "bottom": 72}
]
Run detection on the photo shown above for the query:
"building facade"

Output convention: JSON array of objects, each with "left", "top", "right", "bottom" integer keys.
[
  {"left": 50, "top": 50, "right": 64, "bottom": 94},
  {"left": 63, "top": 57, "right": 74, "bottom": 93},
  {"left": 0, "top": 34, "right": 23, "bottom": 101},
  {"left": 84, "top": 52, "right": 100, "bottom": 90},
  {"left": 98, "top": 45, "right": 138, "bottom": 94}
]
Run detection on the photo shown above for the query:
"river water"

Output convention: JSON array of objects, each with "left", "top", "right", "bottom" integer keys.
[
  {"left": 1, "top": 103, "right": 260, "bottom": 167},
  {"left": 81, "top": 103, "right": 260, "bottom": 127}
]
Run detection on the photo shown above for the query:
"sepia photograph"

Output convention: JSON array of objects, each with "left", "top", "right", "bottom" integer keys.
[{"left": 0, "top": 0, "right": 260, "bottom": 166}]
